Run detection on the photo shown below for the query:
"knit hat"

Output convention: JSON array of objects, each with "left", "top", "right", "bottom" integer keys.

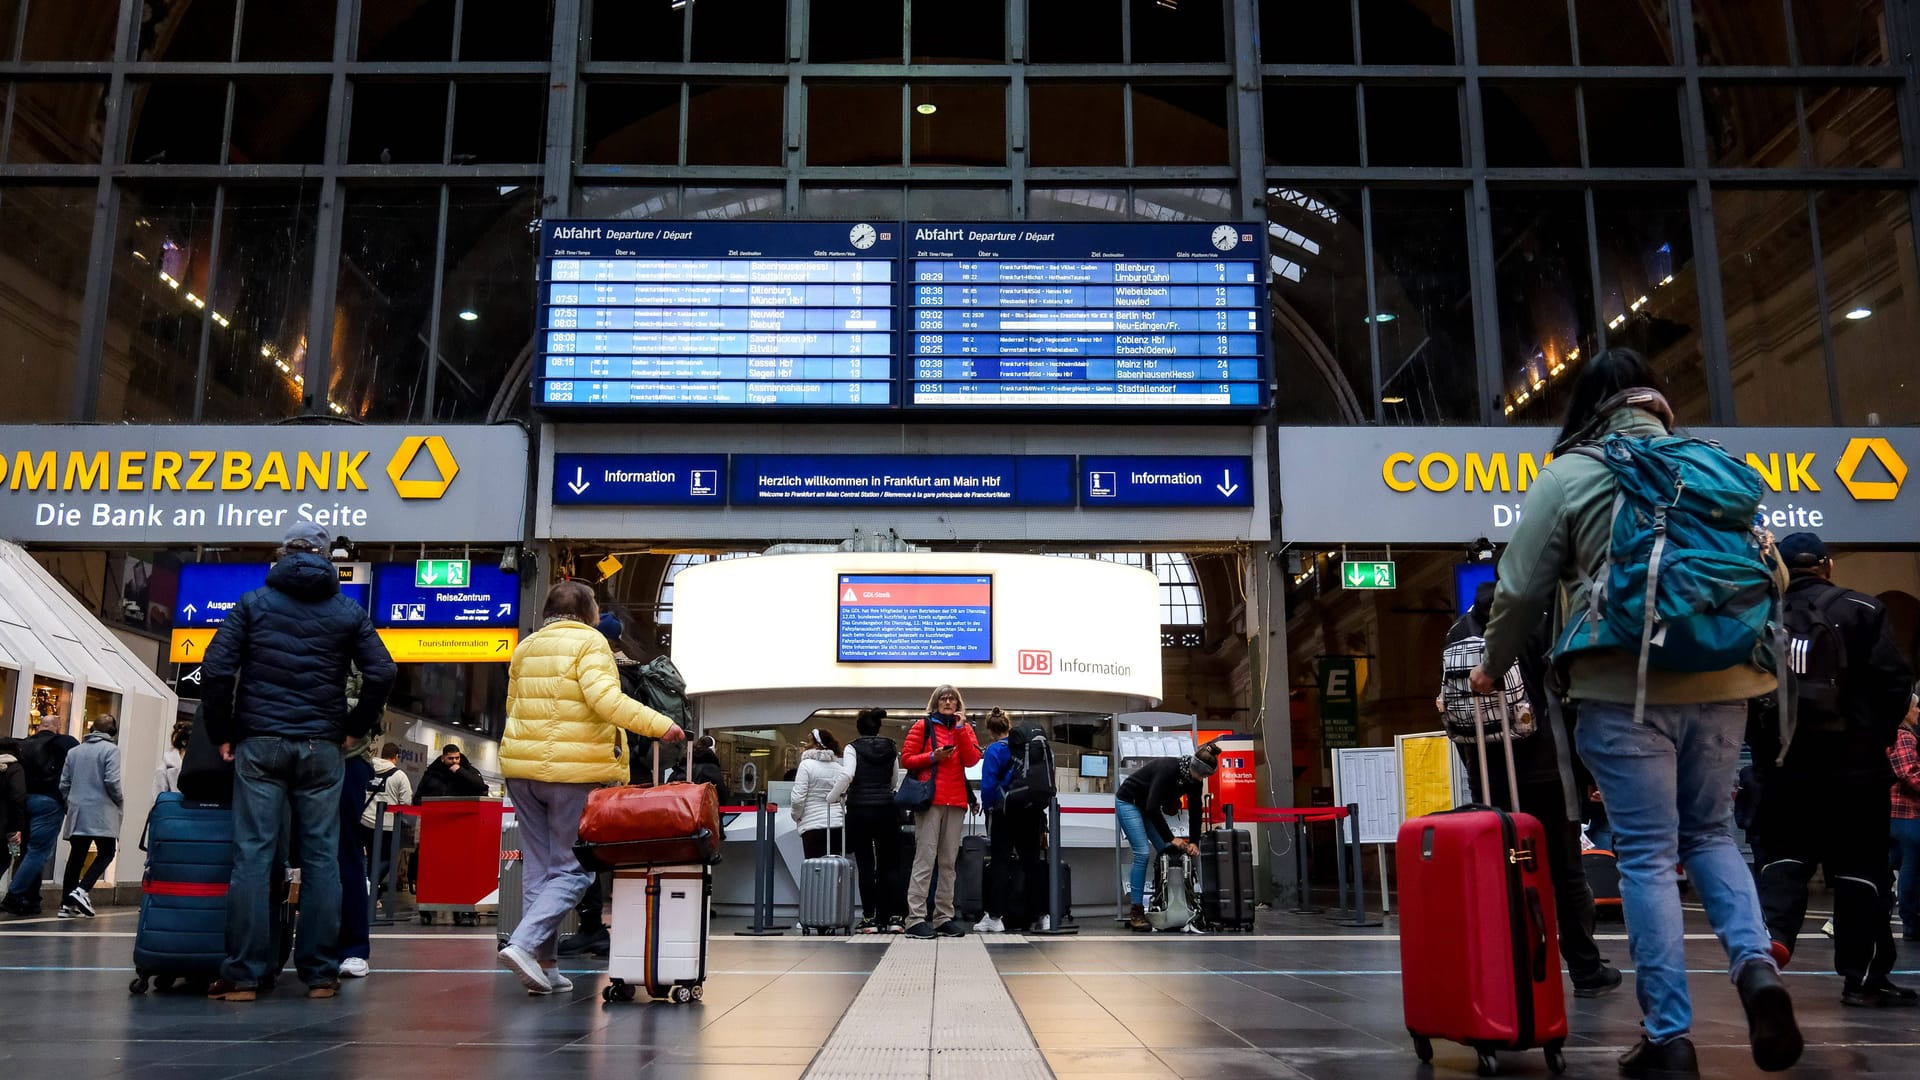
[{"left": 598, "top": 612, "right": 624, "bottom": 646}]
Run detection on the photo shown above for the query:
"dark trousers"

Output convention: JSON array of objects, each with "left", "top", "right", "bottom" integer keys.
[
  {"left": 1757, "top": 767, "right": 1896, "bottom": 984},
  {"left": 846, "top": 803, "right": 903, "bottom": 922},
  {"left": 802, "top": 826, "right": 845, "bottom": 859},
  {"left": 986, "top": 806, "right": 1045, "bottom": 928},
  {"left": 59, "top": 836, "right": 116, "bottom": 896},
  {"left": 1467, "top": 769, "right": 1607, "bottom": 980},
  {"left": 575, "top": 871, "right": 612, "bottom": 931},
  {"left": 337, "top": 757, "right": 373, "bottom": 961}
]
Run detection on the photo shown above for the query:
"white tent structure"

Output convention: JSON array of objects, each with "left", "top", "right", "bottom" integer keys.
[{"left": 0, "top": 540, "right": 177, "bottom": 896}]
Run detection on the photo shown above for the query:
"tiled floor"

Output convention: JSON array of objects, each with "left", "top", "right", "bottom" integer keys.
[{"left": 2, "top": 906, "right": 1917, "bottom": 1079}]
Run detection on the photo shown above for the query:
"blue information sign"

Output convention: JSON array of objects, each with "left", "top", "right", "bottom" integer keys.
[
  {"left": 1079, "top": 455, "right": 1255, "bottom": 507},
  {"left": 730, "top": 454, "right": 1074, "bottom": 506},
  {"left": 175, "top": 563, "right": 370, "bottom": 625},
  {"left": 370, "top": 562, "right": 517, "bottom": 628},
  {"left": 552, "top": 453, "right": 727, "bottom": 506},
  {"left": 537, "top": 220, "right": 899, "bottom": 409},
  {"left": 837, "top": 573, "right": 994, "bottom": 664},
  {"left": 907, "top": 222, "right": 1268, "bottom": 410}
]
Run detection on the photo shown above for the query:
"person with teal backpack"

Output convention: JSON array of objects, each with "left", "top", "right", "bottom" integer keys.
[{"left": 1471, "top": 349, "right": 1802, "bottom": 1079}]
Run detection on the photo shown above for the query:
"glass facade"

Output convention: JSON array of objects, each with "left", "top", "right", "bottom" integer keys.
[{"left": 0, "top": 0, "right": 1914, "bottom": 427}]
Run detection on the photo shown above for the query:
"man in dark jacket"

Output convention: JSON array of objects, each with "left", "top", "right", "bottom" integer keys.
[
  {"left": 200, "top": 522, "right": 395, "bottom": 1001},
  {"left": 0, "top": 725, "right": 79, "bottom": 916},
  {"left": 1752, "top": 533, "right": 1917, "bottom": 1007},
  {"left": 413, "top": 744, "right": 489, "bottom": 802},
  {"left": 0, "top": 738, "right": 28, "bottom": 893}
]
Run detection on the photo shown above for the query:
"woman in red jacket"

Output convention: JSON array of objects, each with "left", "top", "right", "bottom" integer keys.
[{"left": 901, "top": 684, "right": 983, "bottom": 938}]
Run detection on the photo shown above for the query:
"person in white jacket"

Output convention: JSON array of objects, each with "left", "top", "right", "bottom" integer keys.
[{"left": 790, "top": 729, "right": 848, "bottom": 859}]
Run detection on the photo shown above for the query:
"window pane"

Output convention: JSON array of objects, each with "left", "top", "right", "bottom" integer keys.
[
  {"left": 692, "top": 0, "right": 788, "bottom": 62},
  {"left": 1585, "top": 83, "right": 1683, "bottom": 167},
  {"left": 1269, "top": 188, "right": 1372, "bottom": 423},
  {"left": 138, "top": 0, "right": 238, "bottom": 61},
  {"left": 1793, "top": 0, "right": 1890, "bottom": 64},
  {"left": 1717, "top": 188, "right": 1826, "bottom": 424},
  {"left": 1261, "top": 0, "right": 1354, "bottom": 64},
  {"left": 1593, "top": 190, "right": 1711, "bottom": 424},
  {"left": 21, "top": 3, "right": 118, "bottom": 60},
  {"left": 578, "top": 185, "right": 682, "bottom": 219},
  {"left": 1131, "top": 186, "right": 1233, "bottom": 222},
  {"left": 1029, "top": 83, "right": 1125, "bottom": 167},
  {"left": 906, "top": 187, "right": 1010, "bottom": 220},
  {"left": 1027, "top": 187, "right": 1130, "bottom": 220},
  {"left": 1129, "top": 0, "right": 1224, "bottom": 63},
  {"left": 807, "top": 84, "right": 902, "bottom": 166},
  {"left": 1264, "top": 84, "right": 1361, "bottom": 166},
  {"left": 459, "top": 0, "right": 553, "bottom": 61},
  {"left": 452, "top": 82, "right": 548, "bottom": 164},
  {"left": 0, "top": 2, "right": 16, "bottom": 60},
  {"left": 432, "top": 185, "right": 540, "bottom": 421},
  {"left": 0, "top": 187, "right": 92, "bottom": 421},
  {"left": 589, "top": 0, "right": 684, "bottom": 60},
  {"left": 1816, "top": 187, "right": 1918, "bottom": 425},
  {"left": 582, "top": 83, "right": 679, "bottom": 165},
  {"left": 1576, "top": 0, "right": 1672, "bottom": 64},
  {"left": 1364, "top": 85, "right": 1461, "bottom": 166},
  {"left": 127, "top": 81, "right": 227, "bottom": 165},
  {"left": 1478, "top": 0, "right": 1569, "bottom": 65},
  {"left": 239, "top": 0, "right": 339, "bottom": 61},
  {"left": 799, "top": 186, "right": 904, "bottom": 218},
  {"left": 100, "top": 188, "right": 218, "bottom": 420},
  {"left": 687, "top": 84, "right": 785, "bottom": 167},
  {"left": 1483, "top": 83, "right": 1581, "bottom": 167},
  {"left": 1359, "top": 0, "right": 1454, "bottom": 64},
  {"left": 1030, "top": 0, "right": 1122, "bottom": 62},
  {"left": 810, "top": 0, "right": 902, "bottom": 63},
  {"left": 332, "top": 188, "right": 439, "bottom": 422},
  {"left": 350, "top": 81, "right": 450, "bottom": 164},
  {"left": 1694, "top": 0, "right": 1789, "bottom": 64},
  {"left": 201, "top": 187, "right": 315, "bottom": 421},
  {"left": 3, "top": 80, "right": 110, "bottom": 164},
  {"left": 230, "top": 79, "right": 330, "bottom": 164},
  {"left": 1805, "top": 84, "right": 1902, "bottom": 168},
  {"left": 914, "top": 0, "right": 1003, "bottom": 63},
  {"left": 909, "top": 83, "right": 1005, "bottom": 167},
  {"left": 1491, "top": 191, "right": 1594, "bottom": 424},
  {"left": 1702, "top": 83, "right": 1803, "bottom": 167},
  {"left": 684, "top": 186, "right": 786, "bottom": 219},
  {"left": 358, "top": 0, "right": 457, "bottom": 60},
  {"left": 1371, "top": 189, "right": 1479, "bottom": 423},
  {"left": 1132, "top": 84, "right": 1230, "bottom": 166}
]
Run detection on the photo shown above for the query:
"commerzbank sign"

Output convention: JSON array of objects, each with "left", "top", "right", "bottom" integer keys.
[
  {"left": 0, "top": 425, "right": 529, "bottom": 543},
  {"left": 1277, "top": 427, "right": 1916, "bottom": 544}
]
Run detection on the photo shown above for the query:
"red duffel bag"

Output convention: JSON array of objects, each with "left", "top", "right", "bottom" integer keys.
[{"left": 574, "top": 780, "right": 722, "bottom": 870}]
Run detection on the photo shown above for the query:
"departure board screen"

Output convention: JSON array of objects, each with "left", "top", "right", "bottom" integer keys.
[
  {"left": 906, "top": 222, "right": 1267, "bottom": 409},
  {"left": 537, "top": 220, "right": 899, "bottom": 408}
]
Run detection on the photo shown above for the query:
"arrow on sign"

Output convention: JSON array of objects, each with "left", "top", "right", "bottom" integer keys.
[
  {"left": 496, "top": 603, "right": 512, "bottom": 617},
  {"left": 494, "top": 639, "right": 510, "bottom": 653},
  {"left": 181, "top": 603, "right": 197, "bottom": 620},
  {"left": 1216, "top": 469, "right": 1240, "bottom": 498},
  {"left": 421, "top": 563, "right": 438, "bottom": 584},
  {"left": 1346, "top": 563, "right": 1365, "bottom": 588},
  {"left": 568, "top": 466, "right": 590, "bottom": 495},
  {"left": 181, "top": 639, "right": 197, "bottom": 657}
]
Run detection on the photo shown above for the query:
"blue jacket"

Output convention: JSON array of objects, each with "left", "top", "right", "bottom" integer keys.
[
  {"left": 201, "top": 553, "right": 396, "bottom": 744},
  {"left": 980, "top": 738, "right": 1011, "bottom": 812}
]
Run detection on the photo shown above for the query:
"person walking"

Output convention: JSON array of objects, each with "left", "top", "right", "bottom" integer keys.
[
  {"left": 0, "top": 738, "right": 28, "bottom": 898},
  {"left": 1891, "top": 685, "right": 1920, "bottom": 944},
  {"left": 901, "top": 685, "right": 982, "bottom": 939},
  {"left": 0, "top": 723, "right": 78, "bottom": 916},
  {"left": 1470, "top": 349, "right": 1801, "bottom": 1076},
  {"left": 56, "top": 716, "right": 123, "bottom": 918},
  {"left": 154, "top": 719, "right": 192, "bottom": 795},
  {"left": 496, "top": 580, "right": 684, "bottom": 996},
  {"left": 1115, "top": 743, "right": 1217, "bottom": 931},
  {"left": 1751, "top": 532, "right": 1917, "bottom": 1007},
  {"left": 790, "top": 729, "right": 847, "bottom": 858},
  {"left": 976, "top": 708, "right": 1045, "bottom": 933},
  {"left": 841, "top": 709, "right": 904, "bottom": 933},
  {"left": 200, "top": 521, "right": 396, "bottom": 1002}
]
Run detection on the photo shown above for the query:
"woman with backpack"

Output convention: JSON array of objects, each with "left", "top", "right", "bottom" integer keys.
[
  {"left": 976, "top": 708, "right": 1047, "bottom": 933},
  {"left": 841, "top": 709, "right": 905, "bottom": 933}
]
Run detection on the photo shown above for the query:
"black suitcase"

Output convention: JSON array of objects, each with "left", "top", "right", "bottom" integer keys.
[
  {"left": 1198, "top": 806, "right": 1256, "bottom": 931},
  {"left": 955, "top": 819, "right": 988, "bottom": 922}
]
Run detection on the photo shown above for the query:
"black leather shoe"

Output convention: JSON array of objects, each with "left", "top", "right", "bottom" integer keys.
[
  {"left": 1735, "top": 961, "right": 1804, "bottom": 1072},
  {"left": 1618, "top": 1035, "right": 1699, "bottom": 1078},
  {"left": 1842, "top": 979, "right": 1920, "bottom": 1007},
  {"left": 1573, "top": 964, "right": 1625, "bottom": 998},
  {"left": 557, "top": 928, "right": 609, "bottom": 958}
]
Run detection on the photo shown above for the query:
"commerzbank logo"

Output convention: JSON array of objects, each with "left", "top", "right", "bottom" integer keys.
[
  {"left": 385, "top": 435, "right": 460, "bottom": 499},
  {"left": 0, "top": 433, "right": 462, "bottom": 500},
  {"left": 1834, "top": 437, "right": 1905, "bottom": 501}
]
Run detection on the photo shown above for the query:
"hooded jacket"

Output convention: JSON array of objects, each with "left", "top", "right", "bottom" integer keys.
[
  {"left": 500, "top": 618, "right": 678, "bottom": 785},
  {"left": 200, "top": 552, "right": 397, "bottom": 744},
  {"left": 789, "top": 747, "right": 848, "bottom": 832},
  {"left": 59, "top": 731, "right": 122, "bottom": 840},
  {"left": 900, "top": 688, "right": 982, "bottom": 810}
]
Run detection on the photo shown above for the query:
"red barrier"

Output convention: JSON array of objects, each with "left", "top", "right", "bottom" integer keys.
[{"left": 415, "top": 799, "right": 505, "bottom": 908}]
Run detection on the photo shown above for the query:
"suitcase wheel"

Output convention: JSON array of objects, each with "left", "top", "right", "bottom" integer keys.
[
  {"left": 1475, "top": 1049, "right": 1499, "bottom": 1077},
  {"left": 130, "top": 976, "right": 149, "bottom": 995},
  {"left": 1409, "top": 1033, "right": 1432, "bottom": 1063},
  {"left": 690, "top": 983, "right": 703, "bottom": 1002},
  {"left": 419, "top": 911, "right": 436, "bottom": 925},
  {"left": 602, "top": 981, "right": 637, "bottom": 1003},
  {"left": 1544, "top": 1044, "right": 1566, "bottom": 1075},
  {"left": 670, "top": 985, "right": 693, "bottom": 1004}
]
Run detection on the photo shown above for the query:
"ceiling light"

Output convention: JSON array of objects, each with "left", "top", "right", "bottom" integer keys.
[
  {"left": 457, "top": 309, "right": 479, "bottom": 321},
  {"left": 260, "top": 345, "right": 273, "bottom": 357},
  {"left": 1381, "top": 395, "right": 1405, "bottom": 405},
  {"left": 915, "top": 103, "right": 937, "bottom": 116},
  {"left": 1364, "top": 313, "right": 1397, "bottom": 324},
  {"left": 1844, "top": 306, "right": 1873, "bottom": 320}
]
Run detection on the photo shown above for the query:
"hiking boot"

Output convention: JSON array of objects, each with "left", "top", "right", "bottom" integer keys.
[
  {"left": 1572, "top": 964, "right": 1625, "bottom": 998},
  {"left": 1618, "top": 1035, "right": 1699, "bottom": 1078},
  {"left": 66, "top": 888, "right": 95, "bottom": 917},
  {"left": 935, "top": 920, "right": 967, "bottom": 937},
  {"left": 905, "top": 921, "right": 937, "bottom": 939},
  {"left": 206, "top": 980, "right": 258, "bottom": 1002},
  {"left": 557, "top": 927, "right": 609, "bottom": 958},
  {"left": 1128, "top": 904, "right": 1150, "bottom": 932},
  {"left": 1735, "top": 960, "right": 1803, "bottom": 1072},
  {"left": 1842, "top": 979, "right": 1920, "bottom": 1008}
]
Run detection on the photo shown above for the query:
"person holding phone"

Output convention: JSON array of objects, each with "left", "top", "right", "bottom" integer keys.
[{"left": 901, "top": 685, "right": 982, "bottom": 939}]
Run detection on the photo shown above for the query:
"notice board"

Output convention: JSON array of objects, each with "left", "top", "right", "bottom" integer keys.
[
  {"left": 1331, "top": 746, "right": 1401, "bottom": 844},
  {"left": 1396, "top": 732, "right": 1466, "bottom": 822}
]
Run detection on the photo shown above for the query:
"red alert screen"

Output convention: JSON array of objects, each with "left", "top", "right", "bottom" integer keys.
[{"left": 836, "top": 573, "right": 993, "bottom": 663}]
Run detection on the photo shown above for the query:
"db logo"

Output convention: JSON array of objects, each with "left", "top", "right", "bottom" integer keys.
[{"left": 1018, "top": 650, "right": 1053, "bottom": 675}]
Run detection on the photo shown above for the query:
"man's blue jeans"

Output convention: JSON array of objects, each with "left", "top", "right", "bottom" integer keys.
[
  {"left": 225, "top": 737, "right": 344, "bottom": 987},
  {"left": 1115, "top": 799, "right": 1163, "bottom": 904},
  {"left": 1576, "top": 700, "right": 1775, "bottom": 1044},
  {"left": 3, "top": 794, "right": 63, "bottom": 908},
  {"left": 1892, "top": 816, "right": 1920, "bottom": 937}
]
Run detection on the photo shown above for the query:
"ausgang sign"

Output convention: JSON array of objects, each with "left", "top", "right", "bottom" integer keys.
[
  {"left": 0, "top": 425, "right": 529, "bottom": 543},
  {"left": 1278, "top": 427, "right": 1918, "bottom": 544}
]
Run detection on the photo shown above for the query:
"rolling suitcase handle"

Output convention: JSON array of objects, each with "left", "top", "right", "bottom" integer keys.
[{"left": 1469, "top": 692, "right": 1525, "bottom": 817}]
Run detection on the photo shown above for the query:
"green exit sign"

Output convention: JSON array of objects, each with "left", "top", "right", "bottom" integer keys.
[
  {"left": 1341, "top": 561, "right": 1396, "bottom": 590},
  {"left": 416, "top": 559, "right": 470, "bottom": 587}
]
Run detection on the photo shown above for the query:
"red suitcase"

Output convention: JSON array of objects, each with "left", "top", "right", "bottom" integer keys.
[{"left": 1398, "top": 698, "right": 1568, "bottom": 1077}]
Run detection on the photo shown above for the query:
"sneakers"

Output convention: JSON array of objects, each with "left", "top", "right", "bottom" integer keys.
[
  {"left": 1735, "top": 960, "right": 1804, "bottom": 1072},
  {"left": 56, "top": 904, "right": 79, "bottom": 919},
  {"left": 974, "top": 915, "right": 1005, "bottom": 934},
  {"left": 1572, "top": 964, "right": 1625, "bottom": 999},
  {"left": 886, "top": 918, "right": 906, "bottom": 934},
  {"left": 935, "top": 920, "right": 967, "bottom": 937},
  {"left": 904, "top": 921, "right": 937, "bottom": 939},
  {"left": 856, "top": 917, "right": 879, "bottom": 934},
  {"left": 339, "top": 957, "right": 370, "bottom": 979},
  {"left": 206, "top": 979, "right": 259, "bottom": 1002},
  {"left": 498, "top": 943, "right": 553, "bottom": 993},
  {"left": 0, "top": 895, "right": 34, "bottom": 917},
  {"left": 1618, "top": 1035, "right": 1699, "bottom": 1078},
  {"left": 306, "top": 981, "right": 340, "bottom": 1000},
  {"left": 557, "top": 928, "right": 609, "bottom": 958},
  {"left": 66, "top": 888, "right": 95, "bottom": 917},
  {"left": 542, "top": 969, "right": 574, "bottom": 994},
  {"left": 1842, "top": 979, "right": 1920, "bottom": 1008}
]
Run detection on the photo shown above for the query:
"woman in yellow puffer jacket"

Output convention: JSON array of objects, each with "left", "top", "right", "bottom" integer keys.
[{"left": 497, "top": 580, "right": 684, "bottom": 995}]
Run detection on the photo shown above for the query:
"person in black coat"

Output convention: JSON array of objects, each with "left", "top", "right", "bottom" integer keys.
[
  {"left": 1115, "top": 743, "right": 1218, "bottom": 931},
  {"left": 414, "top": 744, "right": 490, "bottom": 801},
  {"left": 0, "top": 738, "right": 27, "bottom": 863},
  {"left": 0, "top": 727, "right": 78, "bottom": 916}
]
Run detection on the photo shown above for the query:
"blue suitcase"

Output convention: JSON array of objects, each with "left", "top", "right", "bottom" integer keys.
[{"left": 131, "top": 793, "right": 232, "bottom": 993}]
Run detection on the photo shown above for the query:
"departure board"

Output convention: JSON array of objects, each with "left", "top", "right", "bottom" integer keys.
[
  {"left": 537, "top": 220, "right": 899, "bottom": 408},
  {"left": 906, "top": 222, "right": 1267, "bottom": 409}
]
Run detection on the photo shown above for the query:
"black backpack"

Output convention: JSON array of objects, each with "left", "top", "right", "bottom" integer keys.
[
  {"left": 20, "top": 732, "right": 76, "bottom": 795},
  {"left": 1782, "top": 587, "right": 1852, "bottom": 735},
  {"left": 1001, "top": 724, "right": 1056, "bottom": 810}
]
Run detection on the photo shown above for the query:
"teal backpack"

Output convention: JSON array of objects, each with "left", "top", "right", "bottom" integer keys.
[{"left": 1553, "top": 433, "right": 1792, "bottom": 747}]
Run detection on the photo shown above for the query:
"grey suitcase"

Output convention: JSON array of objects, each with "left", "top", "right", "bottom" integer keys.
[{"left": 799, "top": 821, "right": 855, "bottom": 935}]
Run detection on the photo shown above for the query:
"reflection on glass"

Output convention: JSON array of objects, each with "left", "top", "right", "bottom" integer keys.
[
  {"left": 203, "top": 187, "right": 315, "bottom": 421},
  {"left": 1371, "top": 190, "right": 1479, "bottom": 424},
  {"left": 82, "top": 687, "right": 122, "bottom": 731},
  {"left": 4, "top": 80, "right": 109, "bottom": 164},
  {"left": 1029, "top": 83, "right": 1126, "bottom": 167},
  {"left": 1029, "top": 0, "right": 1122, "bottom": 62},
  {"left": 1359, "top": 0, "right": 1455, "bottom": 64},
  {"left": 1263, "top": 84, "right": 1360, "bottom": 167},
  {"left": 688, "top": 84, "right": 785, "bottom": 166},
  {"left": 582, "top": 83, "right": 680, "bottom": 165},
  {"left": 1716, "top": 188, "right": 1828, "bottom": 424},
  {"left": 1805, "top": 84, "right": 1902, "bottom": 168},
  {"left": 1132, "top": 84, "right": 1230, "bottom": 167},
  {"left": 0, "top": 187, "right": 92, "bottom": 421},
  {"left": 808, "top": 84, "right": 903, "bottom": 166},
  {"left": 1693, "top": 0, "right": 1789, "bottom": 65},
  {"left": 1792, "top": 0, "right": 1890, "bottom": 65},
  {"left": 1815, "top": 187, "right": 1918, "bottom": 425},
  {"left": 1269, "top": 188, "right": 1371, "bottom": 424},
  {"left": 101, "top": 188, "right": 218, "bottom": 420},
  {"left": 684, "top": 187, "right": 786, "bottom": 220},
  {"left": 1593, "top": 191, "right": 1710, "bottom": 423},
  {"left": 799, "top": 186, "right": 905, "bottom": 219},
  {"left": 1129, "top": 0, "right": 1224, "bottom": 63},
  {"left": 906, "top": 187, "right": 1010, "bottom": 220},
  {"left": 231, "top": 78, "right": 330, "bottom": 164},
  {"left": 1577, "top": 0, "right": 1672, "bottom": 64},
  {"left": 1703, "top": 82, "right": 1804, "bottom": 168},
  {"left": 239, "top": 0, "right": 339, "bottom": 62},
  {"left": 1132, "top": 187, "right": 1233, "bottom": 222},
  {"left": 579, "top": 186, "right": 682, "bottom": 220},
  {"left": 433, "top": 186, "right": 540, "bottom": 421},
  {"left": 908, "top": 83, "right": 1006, "bottom": 167},
  {"left": 1482, "top": 83, "right": 1580, "bottom": 168},
  {"left": 1478, "top": 0, "right": 1569, "bottom": 65},
  {"left": 1261, "top": 0, "right": 1354, "bottom": 64},
  {"left": 358, "top": 0, "right": 456, "bottom": 60},
  {"left": 331, "top": 188, "right": 439, "bottom": 422},
  {"left": 1364, "top": 86, "right": 1461, "bottom": 166},
  {"left": 137, "top": 0, "right": 237, "bottom": 61},
  {"left": 20, "top": 3, "right": 118, "bottom": 60},
  {"left": 1026, "top": 188, "right": 1130, "bottom": 221},
  {"left": 1491, "top": 192, "right": 1593, "bottom": 425}
]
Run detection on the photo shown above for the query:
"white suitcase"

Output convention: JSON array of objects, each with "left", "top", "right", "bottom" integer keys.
[{"left": 604, "top": 864, "right": 709, "bottom": 1003}]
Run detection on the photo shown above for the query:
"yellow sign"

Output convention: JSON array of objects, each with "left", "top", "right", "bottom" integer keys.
[
  {"left": 377, "top": 628, "right": 518, "bottom": 663},
  {"left": 1398, "top": 732, "right": 1457, "bottom": 821},
  {"left": 169, "top": 629, "right": 216, "bottom": 664},
  {"left": 385, "top": 435, "right": 460, "bottom": 499},
  {"left": 596, "top": 554, "right": 625, "bottom": 579},
  {"left": 1835, "top": 437, "right": 1906, "bottom": 501}
]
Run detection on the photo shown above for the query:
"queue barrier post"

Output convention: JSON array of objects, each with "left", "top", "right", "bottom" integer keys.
[
  {"left": 371, "top": 804, "right": 414, "bottom": 926},
  {"left": 1326, "top": 803, "right": 1381, "bottom": 928},
  {"left": 733, "top": 792, "right": 784, "bottom": 937}
]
